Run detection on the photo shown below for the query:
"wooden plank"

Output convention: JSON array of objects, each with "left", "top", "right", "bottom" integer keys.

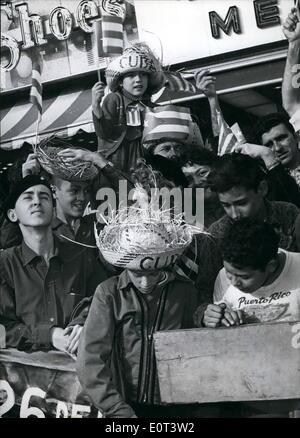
[
  {"left": 0, "top": 348, "right": 76, "bottom": 372},
  {"left": 154, "top": 321, "right": 300, "bottom": 404},
  {"left": 0, "top": 325, "right": 5, "bottom": 349}
]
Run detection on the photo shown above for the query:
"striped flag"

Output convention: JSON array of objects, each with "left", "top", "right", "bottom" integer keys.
[
  {"left": 101, "top": 15, "right": 123, "bottom": 56},
  {"left": 143, "top": 105, "right": 192, "bottom": 143},
  {"left": 217, "top": 111, "right": 240, "bottom": 155},
  {"left": 164, "top": 71, "right": 197, "bottom": 94},
  {"left": 126, "top": 105, "right": 141, "bottom": 126},
  {"left": 174, "top": 238, "right": 199, "bottom": 282},
  {"left": 30, "top": 49, "right": 43, "bottom": 121}
]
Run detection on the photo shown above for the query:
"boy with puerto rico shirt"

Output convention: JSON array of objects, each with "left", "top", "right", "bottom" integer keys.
[{"left": 203, "top": 219, "right": 300, "bottom": 328}]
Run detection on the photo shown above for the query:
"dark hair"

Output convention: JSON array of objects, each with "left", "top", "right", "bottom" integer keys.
[
  {"left": 221, "top": 219, "right": 279, "bottom": 271},
  {"left": 207, "top": 153, "right": 267, "bottom": 193},
  {"left": 182, "top": 147, "right": 217, "bottom": 167},
  {"left": 254, "top": 112, "right": 295, "bottom": 144}
]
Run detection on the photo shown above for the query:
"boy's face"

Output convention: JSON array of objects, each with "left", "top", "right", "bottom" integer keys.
[
  {"left": 122, "top": 72, "right": 148, "bottom": 97},
  {"left": 224, "top": 260, "right": 272, "bottom": 293},
  {"left": 8, "top": 184, "right": 53, "bottom": 227},
  {"left": 128, "top": 270, "right": 165, "bottom": 294},
  {"left": 218, "top": 184, "right": 266, "bottom": 222},
  {"left": 53, "top": 179, "right": 92, "bottom": 220}
]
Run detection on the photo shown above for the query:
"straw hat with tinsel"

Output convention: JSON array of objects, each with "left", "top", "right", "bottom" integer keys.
[
  {"left": 95, "top": 162, "right": 193, "bottom": 271},
  {"left": 35, "top": 137, "right": 98, "bottom": 182},
  {"left": 105, "top": 42, "right": 164, "bottom": 93}
]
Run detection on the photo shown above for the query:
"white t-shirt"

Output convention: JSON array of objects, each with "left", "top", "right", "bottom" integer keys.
[{"left": 214, "top": 251, "right": 300, "bottom": 323}]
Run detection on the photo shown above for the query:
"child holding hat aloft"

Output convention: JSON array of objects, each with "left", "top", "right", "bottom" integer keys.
[{"left": 92, "top": 43, "right": 164, "bottom": 173}]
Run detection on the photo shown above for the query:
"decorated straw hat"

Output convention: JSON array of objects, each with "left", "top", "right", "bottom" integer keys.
[
  {"left": 35, "top": 137, "right": 98, "bottom": 182},
  {"left": 95, "top": 220, "right": 192, "bottom": 271},
  {"left": 95, "top": 183, "right": 193, "bottom": 271},
  {"left": 105, "top": 43, "right": 164, "bottom": 93}
]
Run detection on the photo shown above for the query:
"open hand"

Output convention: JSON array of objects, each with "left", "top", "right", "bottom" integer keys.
[{"left": 64, "top": 324, "right": 83, "bottom": 355}]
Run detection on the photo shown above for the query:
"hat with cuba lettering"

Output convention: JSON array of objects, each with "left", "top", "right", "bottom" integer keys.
[
  {"left": 105, "top": 43, "right": 164, "bottom": 93},
  {"left": 94, "top": 167, "right": 193, "bottom": 271}
]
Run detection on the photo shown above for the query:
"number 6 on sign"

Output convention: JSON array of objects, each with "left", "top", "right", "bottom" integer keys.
[
  {"left": 20, "top": 387, "right": 46, "bottom": 418},
  {"left": 0, "top": 380, "right": 15, "bottom": 417}
]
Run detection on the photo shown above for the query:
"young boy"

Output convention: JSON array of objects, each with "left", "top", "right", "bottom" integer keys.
[
  {"left": 203, "top": 219, "right": 300, "bottom": 328},
  {"left": 76, "top": 205, "right": 213, "bottom": 418},
  {"left": 0, "top": 175, "right": 106, "bottom": 354},
  {"left": 203, "top": 218, "right": 300, "bottom": 417}
]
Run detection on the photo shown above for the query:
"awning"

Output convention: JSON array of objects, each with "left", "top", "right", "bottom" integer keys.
[{"left": 0, "top": 87, "right": 94, "bottom": 150}]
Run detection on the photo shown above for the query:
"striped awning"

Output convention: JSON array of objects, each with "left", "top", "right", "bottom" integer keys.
[{"left": 0, "top": 88, "right": 94, "bottom": 150}]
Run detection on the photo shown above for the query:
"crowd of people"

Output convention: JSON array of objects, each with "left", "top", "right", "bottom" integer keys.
[{"left": 0, "top": 7, "right": 300, "bottom": 418}]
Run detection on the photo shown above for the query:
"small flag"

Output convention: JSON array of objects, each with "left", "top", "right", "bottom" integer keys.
[
  {"left": 143, "top": 105, "right": 192, "bottom": 143},
  {"left": 102, "top": 15, "right": 123, "bottom": 56},
  {"left": 164, "top": 70, "right": 197, "bottom": 94},
  {"left": 174, "top": 239, "right": 199, "bottom": 282},
  {"left": 217, "top": 111, "right": 240, "bottom": 155},
  {"left": 126, "top": 105, "right": 142, "bottom": 126},
  {"left": 30, "top": 49, "right": 43, "bottom": 121}
]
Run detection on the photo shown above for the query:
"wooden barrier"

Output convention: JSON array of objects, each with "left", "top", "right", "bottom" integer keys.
[
  {"left": 154, "top": 321, "right": 300, "bottom": 405},
  {"left": 0, "top": 325, "right": 5, "bottom": 349}
]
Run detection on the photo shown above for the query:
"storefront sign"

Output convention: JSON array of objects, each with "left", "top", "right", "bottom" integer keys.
[
  {"left": 0, "top": 0, "right": 138, "bottom": 91},
  {"left": 135, "top": 0, "right": 294, "bottom": 65}
]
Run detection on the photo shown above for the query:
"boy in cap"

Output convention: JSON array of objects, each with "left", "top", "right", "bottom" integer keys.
[
  {"left": 76, "top": 198, "right": 216, "bottom": 418},
  {"left": 0, "top": 175, "right": 106, "bottom": 354}
]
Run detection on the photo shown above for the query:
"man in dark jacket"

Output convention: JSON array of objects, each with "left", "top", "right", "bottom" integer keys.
[{"left": 0, "top": 175, "right": 108, "bottom": 354}]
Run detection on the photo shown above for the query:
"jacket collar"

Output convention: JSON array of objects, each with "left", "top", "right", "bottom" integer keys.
[{"left": 21, "top": 235, "right": 61, "bottom": 266}]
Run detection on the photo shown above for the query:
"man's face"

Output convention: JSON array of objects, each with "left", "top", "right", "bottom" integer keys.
[
  {"left": 261, "top": 123, "right": 298, "bottom": 168},
  {"left": 127, "top": 270, "right": 164, "bottom": 294},
  {"left": 182, "top": 163, "right": 211, "bottom": 187},
  {"left": 218, "top": 185, "right": 265, "bottom": 222},
  {"left": 224, "top": 260, "right": 271, "bottom": 293},
  {"left": 9, "top": 184, "right": 53, "bottom": 227},
  {"left": 153, "top": 142, "right": 183, "bottom": 161},
  {"left": 54, "top": 179, "right": 92, "bottom": 220}
]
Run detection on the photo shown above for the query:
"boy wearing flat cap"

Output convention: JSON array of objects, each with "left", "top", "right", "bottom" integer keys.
[{"left": 0, "top": 175, "right": 106, "bottom": 355}]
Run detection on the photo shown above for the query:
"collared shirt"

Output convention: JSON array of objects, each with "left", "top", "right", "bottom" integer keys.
[
  {"left": 290, "top": 165, "right": 300, "bottom": 189},
  {"left": 0, "top": 236, "right": 108, "bottom": 351},
  {"left": 290, "top": 109, "right": 300, "bottom": 134},
  {"left": 208, "top": 200, "right": 299, "bottom": 251},
  {"left": 52, "top": 213, "right": 96, "bottom": 247}
]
